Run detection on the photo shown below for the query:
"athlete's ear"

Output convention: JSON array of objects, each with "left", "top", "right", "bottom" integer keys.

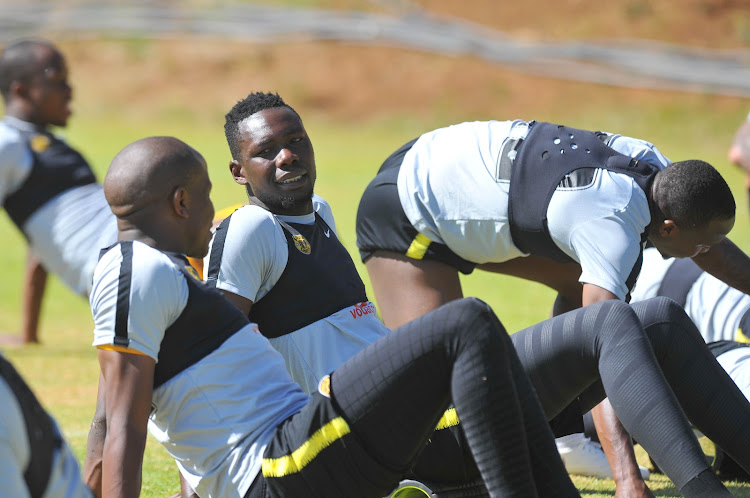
[
  {"left": 170, "top": 186, "right": 190, "bottom": 219},
  {"left": 9, "top": 80, "right": 28, "bottom": 100},
  {"left": 659, "top": 219, "right": 678, "bottom": 238},
  {"left": 230, "top": 160, "right": 248, "bottom": 186}
]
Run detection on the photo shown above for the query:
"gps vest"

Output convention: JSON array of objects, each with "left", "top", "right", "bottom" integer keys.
[
  {"left": 0, "top": 355, "right": 62, "bottom": 498},
  {"left": 104, "top": 242, "right": 249, "bottom": 388},
  {"left": 509, "top": 121, "right": 660, "bottom": 264},
  {"left": 3, "top": 124, "right": 96, "bottom": 230},
  {"left": 208, "top": 211, "right": 368, "bottom": 338}
]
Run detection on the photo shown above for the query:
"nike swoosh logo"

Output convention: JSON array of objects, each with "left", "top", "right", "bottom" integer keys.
[{"left": 324, "top": 229, "right": 330, "bottom": 238}]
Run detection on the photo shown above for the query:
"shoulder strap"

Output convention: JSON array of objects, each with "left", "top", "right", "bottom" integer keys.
[{"left": 205, "top": 212, "right": 235, "bottom": 288}]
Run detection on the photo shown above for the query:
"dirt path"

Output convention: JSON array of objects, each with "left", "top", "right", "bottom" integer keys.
[{"left": 4, "top": 1, "right": 750, "bottom": 122}]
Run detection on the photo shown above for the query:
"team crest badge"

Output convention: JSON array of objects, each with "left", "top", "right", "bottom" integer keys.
[
  {"left": 293, "top": 234, "right": 311, "bottom": 255},
  {"left": 318, "top": 375, "right": 331, "bottom": 398},
  {"left": 30, "top": 134, "right": 51, "bottom": 153},
  {"left": 185, "top": 265, "right": 202, "bottom": 281}
]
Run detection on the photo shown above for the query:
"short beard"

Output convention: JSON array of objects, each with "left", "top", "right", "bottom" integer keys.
[
  {"left": 258, "top": 185, "right": 314, "bottom": 213},
  {"left": 279, "top": 195, "right": 299, "bottom": 211}
]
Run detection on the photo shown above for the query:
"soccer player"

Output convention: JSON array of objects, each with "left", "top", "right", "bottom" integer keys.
[
  {"left": 0, "top": 38, "right": 117, "bottom": 343},
  {"left": 355, "top": 119, "right": 747, "bottom": 494},
  {"left": 206, "top": 92, "right": 390, "bottom": 394},
  {"left": 85, "top": 135, "right": 581, "bottom": 498},
  {"left": 0, "top": 352, "right": 93, "bottom": 497}
]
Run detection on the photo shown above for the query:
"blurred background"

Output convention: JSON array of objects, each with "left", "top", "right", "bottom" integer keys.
[{"left": 2, "top": 1, "right": 750, "bottom": 495}]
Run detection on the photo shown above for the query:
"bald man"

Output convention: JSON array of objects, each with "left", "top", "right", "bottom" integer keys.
[
  {"left": 85, "top": 136, "right": 579, "bottom": 498},
  {"left": 0, "top": 38, "right": 117, "bottom": 343}
]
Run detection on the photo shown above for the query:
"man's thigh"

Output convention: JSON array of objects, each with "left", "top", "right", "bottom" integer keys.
[
  {"left": 260, "top": 393, "right": 401, "bottom": 498},
  {"left": 365, "top": 252, "right": 464, "bottom": 329}
]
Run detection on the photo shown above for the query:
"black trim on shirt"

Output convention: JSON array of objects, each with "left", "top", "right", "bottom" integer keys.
[
  {"left": 114, "top": 241, "right": 133, "bottom": 347},
  {"left": 206, "top": 213, "right": 234, "bottom": 288}
]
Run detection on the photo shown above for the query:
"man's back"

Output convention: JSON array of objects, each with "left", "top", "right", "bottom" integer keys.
[
  {"left": 631, "top": 247, "right": 750, "bottom": 343},
  {"left": 394, "top": 120, "right": 670, "bottom": 299}
]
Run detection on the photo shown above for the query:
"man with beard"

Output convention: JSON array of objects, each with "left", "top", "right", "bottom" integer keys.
[{"left": 205, "top": 92, "right": 391, "bottom": 394}]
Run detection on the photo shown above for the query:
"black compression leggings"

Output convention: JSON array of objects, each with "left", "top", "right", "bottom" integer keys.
[
  {"left": 331, "top": 297, "right": 578, "bottom": 498},
  {"left": 512, "top": 297, "right": 750, "bottom": 495}
]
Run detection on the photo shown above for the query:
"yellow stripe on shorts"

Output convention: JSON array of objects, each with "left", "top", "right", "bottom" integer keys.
[
  {"left": 262, "top": 416, "right": 351, "bottom": 477},
  {"left": 435, "top": 407, "right": 460, "bottom": 431},
  {"left": 405, "top": 233, "right": 433, "bottom": 260}
]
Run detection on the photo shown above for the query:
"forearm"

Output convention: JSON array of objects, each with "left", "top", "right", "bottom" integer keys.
[
  {"left": 593, "top": 401, "right": 641, "bottom": 480},
  {"left": 728, "top": 119, "right": 750, "bottom": 174},
  {"left": 593, "top": 400, "right": 652, "bottom": 497},
  {"left": 96, "top": 351, "right": 154, "bottom": 498},
  {"left": 84, "top": 418, "right": 106, "bottom": 496},
  {"left": 180, "top": 472, "right": 200, "bottom": 498},
  {"left": 83, "top": 377, "right": 107, "bottom": 497},
  {"left": 22, "top": 253, "right": 47, "bottom": 343},
  {"left": 102, "top": 426, "right": 147, "bottom": 498},
  {"left": 692, "top": 238, "right": 750, "bottom": 295}
]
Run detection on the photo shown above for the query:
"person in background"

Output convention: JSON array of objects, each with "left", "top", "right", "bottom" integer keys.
[
  {"left": 0, "top": 351, "right": 93, "bottom": 497},
  {"left": 0, "top": 38, "right": 117, "bottom": 344}
]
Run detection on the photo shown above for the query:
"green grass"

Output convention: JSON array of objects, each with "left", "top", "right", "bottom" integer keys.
[{"left": 3, "top": 89, "right": 750, "bottom": 496}]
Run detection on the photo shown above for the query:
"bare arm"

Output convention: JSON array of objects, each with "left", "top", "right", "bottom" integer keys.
[
  {"left": 692, "top": 238, "right": 750, "bottom": 295},
  {"left": 83, "top": 372, "right": 107, "bottom": 497},
  {"left": 582, "top": 284, "right": 653, "bottom": 497},
  {"left": 479, "top": 256, "right": 583, "bottom": 317},
  {"left": 220, "top": 290, "right": 253, "bottom": 316},
  {"left": 581, "top": 283, "right": 617, "bottom": 309},
  {"left": 22, "top": 252, "right": 47, "bottom": 344},
  {"left": 98, "top": 349, "right": 155, "bottom": 498},
  {"left": 179, "top": 473, "right": 200, "bottom": 498},
  {"left": 729, "top": 119, "right": 750, "bottom": 189},
  {"left": 480, "top": 256, "right": 582, "bottom": 298}
]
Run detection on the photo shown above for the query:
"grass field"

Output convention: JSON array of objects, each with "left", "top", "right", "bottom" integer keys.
[{"left": 3, "top": 34, "right": 750, "bottom": 496}]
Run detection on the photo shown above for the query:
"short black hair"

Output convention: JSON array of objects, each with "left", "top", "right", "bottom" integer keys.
[
  {"left": 654, "top": 159, "right": 735, "bottom": 228},
  {"left": 224, "top": 92, "right": 300, "bottom": 160},
  {"left": 0, "top": 38, "right": 54, "bottom": 102}
]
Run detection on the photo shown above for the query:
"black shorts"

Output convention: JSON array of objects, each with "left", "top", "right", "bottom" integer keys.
[
  {"left": 246, "top": 392, "right": 401, "bottom": 498},
  {"left": 355, "top": 139, "right": 477, "bottom": 275}
]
